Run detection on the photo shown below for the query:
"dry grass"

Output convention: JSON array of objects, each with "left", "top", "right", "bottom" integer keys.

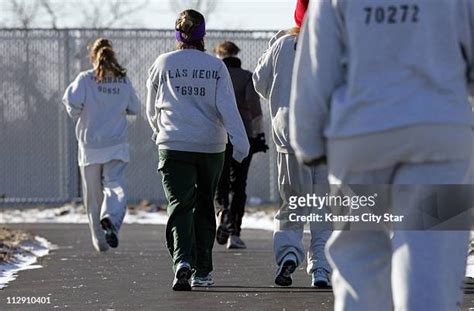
[{"left": 0, "top": 228, "right": 32, "bottom": 263}]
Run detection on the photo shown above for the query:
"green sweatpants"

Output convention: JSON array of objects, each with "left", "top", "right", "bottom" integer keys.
[{"left": 158, "top": 149, "right": 224, "bottom": 277}]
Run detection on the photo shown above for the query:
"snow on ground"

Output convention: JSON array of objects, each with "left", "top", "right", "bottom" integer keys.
[
  {"left": 0, "top": 236, "right": 56, "bottom": 289},
  {"left": 0, "top": 204, "right": 275, "bottom": 231}
]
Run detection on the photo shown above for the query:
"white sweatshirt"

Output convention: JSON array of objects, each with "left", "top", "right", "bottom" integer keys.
[
  {"left": 63, "top": 69, "right": 141, "bottom": 166},
  {"left": 253, "top": 32, "right": 297, "bottom": 154},
  {"left": 146, "top": 49, "right": 250, "bottom": 162},
  {"left": 290, "top": 0, "right": 474, "bottom": 162}
]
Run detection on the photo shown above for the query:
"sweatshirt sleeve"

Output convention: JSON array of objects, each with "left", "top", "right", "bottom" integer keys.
[
  {"left": 62, "top": 73, "right": 86, "bottom": 119},
  {"left": 252, "top": 43, "right": 275, "bottom": 100},
  {"left": 253, "top": 31, "right": 288, "bottom": 100},
  {"left": 146, "top": 62, "right": 160, "bottom": 138},
  {"left": 269, "top": 30, "right": 289, "bottom": 47},
  {"left": 289, "top": 0, "right": 344, "bottom": 163},
  {"left": 245, "top": 74, "right": 263, "bottom": 136},
  {"left": 127, "top": 79, "right": 141, "bottom": 116},
  {"left": 466, "top": 0, "right": 474, "bottom": 83},
  {"left": 216, "top": 64, "right": 250, "bottom": 162}
]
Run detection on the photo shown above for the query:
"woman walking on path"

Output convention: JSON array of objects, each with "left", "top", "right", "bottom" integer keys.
[
  {"left": 253, "top": 0, "right": 332, "bottom": 288},
  {"left": 63, "top": 38, "right": 141, "bottom": 252},
  {"left": 291, "top": 0, "right": 474, "bottom": 309},
  {"left": 146, "top": 10, "right": 249, "bottom": 291},
  {"left": 213, "top": 41, "right": 268, "bottom": 250}
]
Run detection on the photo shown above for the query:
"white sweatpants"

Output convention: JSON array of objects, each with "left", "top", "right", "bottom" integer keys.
[
  {"left": 80, "top": 160, "right": 128, "bottom": 252},
  {"left": 273, "top": 152, "right": 332, "bottom": 273},
  {"left": 326, "top": 160, "right": 472, "bottom": 311}
]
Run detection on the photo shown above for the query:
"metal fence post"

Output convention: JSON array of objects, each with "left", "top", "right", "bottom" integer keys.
[
  {"left": 64, "top": 30, "right": 81, "bottom": 200},
  {"left": 58, "top": 30, "right": 67, "bottom": 200}
]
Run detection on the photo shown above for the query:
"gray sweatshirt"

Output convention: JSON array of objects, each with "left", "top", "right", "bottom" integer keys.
[
  {"left": 253, "top": 32, "right": 297, "bottom": 154},
  {"left": 290, "top": 0, "right": 474, "bottom": 162},
  {"left": 146, "top": 49, "right": 250, "bottom": 162},
  {"left": 62, "top": 69, "right": 141, "bottom": 165}
]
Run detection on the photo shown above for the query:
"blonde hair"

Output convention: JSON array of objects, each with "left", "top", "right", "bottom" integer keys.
[{"left": 88, "top": 38, "right": 126, "bottom": 82}]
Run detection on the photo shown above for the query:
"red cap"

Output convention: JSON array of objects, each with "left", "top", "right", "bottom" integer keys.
[{"left": 294, "top": 0, "right": 309, "bottom": 28}]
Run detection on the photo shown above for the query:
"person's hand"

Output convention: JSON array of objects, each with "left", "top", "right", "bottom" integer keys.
[{"left": 249, "top": 133, "right": 269, "bottom": 154}]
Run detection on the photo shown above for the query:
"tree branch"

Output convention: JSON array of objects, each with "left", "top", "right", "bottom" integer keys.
[
  {"left": 169, "top": 0, "right": 218, "bottom": 20},
  {"left": 39, "top": 0, "right": 58, "bottom": 29},
  {"left": 10, "top": 0, "right": 39, "bottom": 28},
  {"left": 104, "top": 0, "right": 151, "bottom": 28}
]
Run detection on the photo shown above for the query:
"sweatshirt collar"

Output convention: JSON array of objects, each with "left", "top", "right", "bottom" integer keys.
[{"left": 222, "top": 57, "right": 242, "bottom": 68}]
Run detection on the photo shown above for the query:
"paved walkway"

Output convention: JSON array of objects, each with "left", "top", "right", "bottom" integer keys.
[
  {"left": 1, "top": 224, "right": 333, "bottom": 310},
  {"left": 1, "top": 224, "right": 473, "bottom": 310}
]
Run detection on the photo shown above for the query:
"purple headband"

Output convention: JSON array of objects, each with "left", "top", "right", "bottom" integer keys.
[{"left": 175, "top": 21, "right": 206, "bottom": 44}]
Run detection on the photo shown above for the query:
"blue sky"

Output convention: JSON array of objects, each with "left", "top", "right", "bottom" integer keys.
[{"left": 0, "top": 0, "right": 296, "bottom": 30}]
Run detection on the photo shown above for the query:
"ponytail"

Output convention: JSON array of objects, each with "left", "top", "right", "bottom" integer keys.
[
  {"left": 88, "top": 38, "right": 126, "bottom": 82},
  {"left": 95, "top": 47, "right": 126, "bottom": 82}
]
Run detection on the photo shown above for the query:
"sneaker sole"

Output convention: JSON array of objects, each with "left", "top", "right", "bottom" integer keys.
[
  {"left": 191, "top": 280, "right": 215, "bottom": 287},
  {"left": 101, "top": 218, "right": 119, "bottom": 248},
  {"left": 173, "top": 267, "right": 192, "bottom": 291},
  {"left": 312, "top": 280, "right": 332, "bottom": 289},
  {"left": 216, "top": 225, "right": 230, "bottom": 245},
  {"left": 227, "top": 244, "right": 246, "bottom": 249},
  {"left": 275, "top": 261, "right": 296, "bottom": 286}
]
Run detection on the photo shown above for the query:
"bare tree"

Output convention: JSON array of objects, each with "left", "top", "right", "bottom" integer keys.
[
  {"left": 39, "top": 0, "right": 58, "bottom": 29},
  {"left": 80, "top": 0, "right": 150, "bottom": 28},
  {"left": 8, "top": 0, "right": 40, "bottom": 28},
  {"left": 6, "top": 0, "right": 151, "bottom": 29},
  {"left": 169, "top": 0, "right": 218, "bottom": 20},
  {"left": 7, "top": 0, "right": 66, "bottom": 29}
]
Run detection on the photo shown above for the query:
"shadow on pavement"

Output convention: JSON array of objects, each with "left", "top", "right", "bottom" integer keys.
[{"left": 192, "top": 285, "right": 333, "bottom": 293}]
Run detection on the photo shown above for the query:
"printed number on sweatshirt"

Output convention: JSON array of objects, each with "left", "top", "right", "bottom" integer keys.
[
  {"left": 98, "top": 86, "right": 120, "bottom": 95},
  {"left": 364, "top": 4, "right": 419, "bottom": 25},
  {"left": 175, "top": 86, "right": 206, "bottom": 97}
]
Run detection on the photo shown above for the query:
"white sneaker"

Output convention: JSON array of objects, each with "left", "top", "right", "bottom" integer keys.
[
  {"left": 466, "top": 251, "right": 474, "bottom": 278},
  {"left": 312, "top": 268, "right": 332, "bottom": 288},
  {"left": 227, "top": 235, "right": 246, "bottom": 249},
  {"left": 191, "top": 274, "right": 214, "bottom": 287}
]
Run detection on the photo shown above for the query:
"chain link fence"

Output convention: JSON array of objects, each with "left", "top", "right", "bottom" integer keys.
[{"left": 0, "top": 29, "right": 279, "bottom": 205}]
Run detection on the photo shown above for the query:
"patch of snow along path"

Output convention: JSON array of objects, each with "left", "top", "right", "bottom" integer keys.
[
  {"left": 0, "top": 236, "right": 55, "bottom": 289},
  {"left": 0, "top": 204, "right": 274, "bottom": 232}
]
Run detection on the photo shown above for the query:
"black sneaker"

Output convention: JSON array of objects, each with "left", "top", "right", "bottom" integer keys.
[
  {"left": 311, "top": 268, "right": 332, "bottom": 288},
  {"left": 275, "top": 259, "right": 297, "bottom": 286},
  {"left": 227, "top": 235, "right": 246, "bottom": 249},
  {"left": 215, "top": 210, "right": 230, "bottom": 245},
  {"left": 216, "top": 225, "right": 230, "bottom": 245},
  {"left": 100, "top": 218, "right": 119, "bottom": 248},
  {"left": 172, "top": 262, "right": 192, "bottom": 291}
]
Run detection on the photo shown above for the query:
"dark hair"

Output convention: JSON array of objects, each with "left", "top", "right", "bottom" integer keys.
[
  {"left": 214, "top": 41, "right": 240, "bottom": 58},
  {"left": 175, "top": 9, "right": 206, "bottom": 51},
  {"left": 88, "top": 38, "right": 126, "bottom": 82}
]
